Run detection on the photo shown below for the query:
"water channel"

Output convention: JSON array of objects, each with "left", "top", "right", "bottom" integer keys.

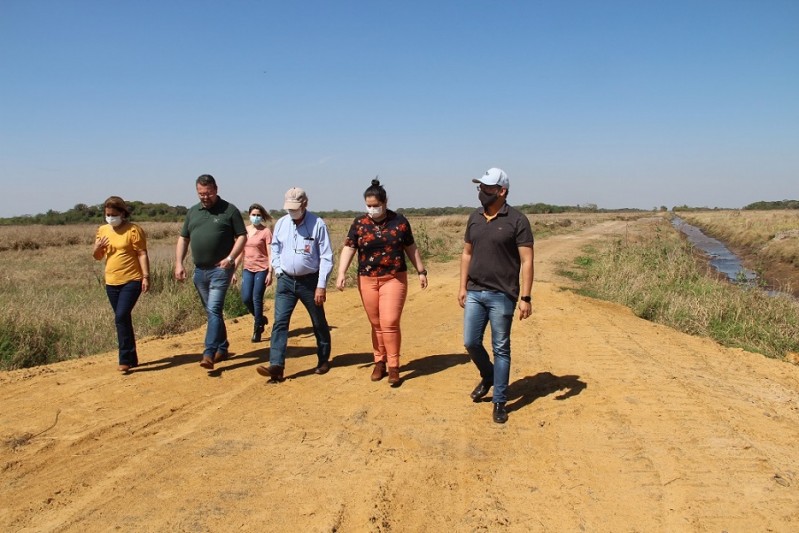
[{"left": 670, "top": 216, "right": 759, "bottom": 285}]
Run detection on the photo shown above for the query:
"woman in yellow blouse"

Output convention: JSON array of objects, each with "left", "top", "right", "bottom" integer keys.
[{"left": 92, "top": 196, "right": 150, "bottom": 372}]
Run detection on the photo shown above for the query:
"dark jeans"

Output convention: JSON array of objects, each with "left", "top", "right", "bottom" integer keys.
[
  {"left": 270, "top": 273, "right": 331, "bottom": 367},
  {"left": 106, "top": 280, "right": 142, "bottom": 367},
  {"left": 241, "top": 269, "right": 268, "bottom": 328}
]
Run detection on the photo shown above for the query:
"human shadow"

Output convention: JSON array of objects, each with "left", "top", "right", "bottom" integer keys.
[
  {"left": 131, "top": 349, "right": 268, "bottom": 376},
  {"left": 330, "top": 352, "right": 374, "bottom": 369},
  {"left": 269, "top": 345, "right": 332, "bottom": 379},
  {"left": 283, "top": 346, "right": 320, "bottom": 360},
  {"left": 400, "top": 353, "right": 471, "bottom": 382},
  {"left": 288, "top": 325, "right": 337, "bottom": 338},
  {"left": 505, "top": 372, "right": 587, "bottom": 413},
  {"left": 130, "top": 353, "right": 203, "bottom": 373},
  {"left": 206, "top": 349, "right": 268, "bottom": 378}
]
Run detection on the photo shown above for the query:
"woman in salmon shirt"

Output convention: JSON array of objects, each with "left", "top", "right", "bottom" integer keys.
[
  {"left": 92, "top": 196, "right": 150, "bottom": 373},
  {"left": 336, "top": 179, "right": 428, "bottom": 386},
  {"left": 235, "top": 203, "right": 274, "bottom": 343}
]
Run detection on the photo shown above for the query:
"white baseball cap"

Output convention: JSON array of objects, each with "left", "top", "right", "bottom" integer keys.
[{"left": 472, "top": 168, "right": 509, "bottom": 189}]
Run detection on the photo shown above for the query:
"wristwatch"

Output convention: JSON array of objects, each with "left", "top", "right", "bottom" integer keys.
[
  {"left": 520, "top": 296, "right": 532, "bottom": 303},
  {"left": 418, "top": 269, "right": 428, "bottom": 276}
]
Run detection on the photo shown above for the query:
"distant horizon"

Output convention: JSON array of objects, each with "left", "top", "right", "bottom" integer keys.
[
  {"left": 2, "top": 2, "right": 797, "bottom": 218},
  {"left": 3, "top": 197, "right": 798, "bottom": 222}
]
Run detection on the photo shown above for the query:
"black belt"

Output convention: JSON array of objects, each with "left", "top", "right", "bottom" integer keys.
[{"left": 281, "top": 271, "right": 318, "bottom": 280}]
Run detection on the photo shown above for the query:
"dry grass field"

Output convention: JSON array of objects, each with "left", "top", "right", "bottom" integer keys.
[
  {"left": 0, "top": 222, "right": 182, "bottom": 252},
  {"left": 0, "top": 222, "right": 206, "bottom": 369},
  {"left": 0, "top": 212, "right": 644, "bottom": 369}
]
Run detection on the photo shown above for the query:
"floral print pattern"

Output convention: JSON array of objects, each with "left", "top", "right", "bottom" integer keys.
[{"left": 345, "top": 210, "right": 415, "bottom": 276}]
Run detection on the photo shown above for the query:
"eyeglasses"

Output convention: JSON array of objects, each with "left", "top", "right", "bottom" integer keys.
[
  {"left": 198, "top": 193, "right": 216, "bottom": 199},
  {"left": 476, "top": 184, "right": 500, "bottom": 193}
]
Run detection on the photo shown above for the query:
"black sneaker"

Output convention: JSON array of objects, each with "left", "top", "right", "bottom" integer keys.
[
  {"left": 492, "top": 402, "right": 508, "bottom": 424},
  {"left": 470, "top": 380, "right": 492, "bottom": 402}
]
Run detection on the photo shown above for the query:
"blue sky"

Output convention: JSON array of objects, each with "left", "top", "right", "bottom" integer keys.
[{"left": 1, "top": 0, "right": 797, "bottom": 217}]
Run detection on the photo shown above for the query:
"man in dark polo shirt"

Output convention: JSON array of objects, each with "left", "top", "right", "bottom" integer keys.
[
  {"left": 175, "top": 174, "right": 247, "bottom": 370},
  {"left": 458, "top": 168, "right": 534, "bottom": 424}
]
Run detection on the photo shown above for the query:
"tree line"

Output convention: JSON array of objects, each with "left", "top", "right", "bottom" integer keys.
[
  {"left": 0, "top": 202, "right": 189, "bottom": 226},
  {"left": 742, "top": 200, "right": 799, "bottom": 210},
  {"left": 673, "top": 200, "right": 799, "bottom": 212},
  {"left": 1, "top": 201, "right": 647, "bottom": 225}
]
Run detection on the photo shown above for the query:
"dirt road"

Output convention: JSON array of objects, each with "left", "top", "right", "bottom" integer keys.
[{"left": 2, "top": 218, "right": 798, "bottom": 532}]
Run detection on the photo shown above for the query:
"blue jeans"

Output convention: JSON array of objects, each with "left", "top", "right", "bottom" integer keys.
[
  {"left": 270, "top": 273, "right": 331, "bottom": 367},
  {"left": 463, "top": 290, "right": 515, "bottom": 403},
  {"left": 106, "top": 280, "right": 142, "bottom": 367},
  {"left": 193, "top": 266, "right": 233, "bottom": 358},
  {"left": 241, "top": 269, "right": 268, "bottom": 328}
]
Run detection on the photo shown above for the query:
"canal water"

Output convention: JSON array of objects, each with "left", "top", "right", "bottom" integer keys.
[{"left": 670, "top": 217, "right": 758, "bottom": 285}]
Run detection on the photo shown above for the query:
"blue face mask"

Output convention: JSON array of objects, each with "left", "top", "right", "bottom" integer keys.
[{"left": 250, "top": 215, "right": 263, "bottom": 226}]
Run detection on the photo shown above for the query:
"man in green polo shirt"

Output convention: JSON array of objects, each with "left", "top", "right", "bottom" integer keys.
[{"left": 175, "top": 174, "right": 247, "bottom": 370}]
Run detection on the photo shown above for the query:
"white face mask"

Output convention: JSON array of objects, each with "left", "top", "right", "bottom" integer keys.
[
  {"left": 366, "top": 205, "right": 385, "bottom": 218},
  {"left": 287, "top": 208, "right": 304, "bottom": 220},
  {"left": 250, "top": 215, "right": 263, "bottom": 226},
  {"left": 106, "top": 215, "right": 123, "bottom": 227}
]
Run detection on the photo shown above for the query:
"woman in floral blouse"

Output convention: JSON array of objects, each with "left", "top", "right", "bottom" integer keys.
[{"left": 336, "top": 179, "right": 428, "bottom": 386}]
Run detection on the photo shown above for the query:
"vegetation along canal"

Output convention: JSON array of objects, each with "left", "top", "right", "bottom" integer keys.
[{"left": 671, "top": 216, "right": 759, "bottom": 286}]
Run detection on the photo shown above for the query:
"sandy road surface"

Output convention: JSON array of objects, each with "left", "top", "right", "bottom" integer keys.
[{"left": 2, "top": 218, "right": 798, "bottom": 532}]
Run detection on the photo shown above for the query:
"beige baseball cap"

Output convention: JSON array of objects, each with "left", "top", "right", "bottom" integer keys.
[{"left": 283, "top": 187, "right": 307, "bottom": 209}]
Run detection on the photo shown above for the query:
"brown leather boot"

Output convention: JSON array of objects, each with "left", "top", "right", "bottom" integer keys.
[
  {"left": 371, "top": 361, "right": 386, "bottom": 381},
  {"left": 387, "top": 367, "right": 402, "bottom": 387},
  {"left": 256, "top": 364, "right": 284, "bottom": 383}
]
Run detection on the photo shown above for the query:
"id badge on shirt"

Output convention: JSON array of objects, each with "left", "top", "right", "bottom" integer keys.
[{"left": 295, "top": 237, "right": 313, "bottom": 255}]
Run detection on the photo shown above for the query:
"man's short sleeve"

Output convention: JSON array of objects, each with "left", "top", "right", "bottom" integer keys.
[
  {"left": 180, "top": 212, "right": 191, "bottom": 238},
  {"left": 464, "top": 212, "right": 476, "bottom": 244},
  {"left": 231, "top": 208, "right": 246, "bottom": 237},
  {"left": 515, "top": 214, "right": 534, "bottom": 247}
]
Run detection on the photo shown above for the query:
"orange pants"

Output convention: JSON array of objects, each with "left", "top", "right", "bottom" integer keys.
[{"left": 357, "top": 272, "right": 408, "bottom": 369}]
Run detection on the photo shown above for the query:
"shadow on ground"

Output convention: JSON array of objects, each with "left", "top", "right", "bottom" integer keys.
[
  {"left": 132, "top": 353, "right": 204, "bottom": 373},
  {"left": 506, "top": 371, "right": 587, "bottom": 413},
  {"left": 401, "top": 353, "right": 471, "bottom": 382},
  {"left": 331, "top": 352, "right": 374, "bottom": 369}
]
